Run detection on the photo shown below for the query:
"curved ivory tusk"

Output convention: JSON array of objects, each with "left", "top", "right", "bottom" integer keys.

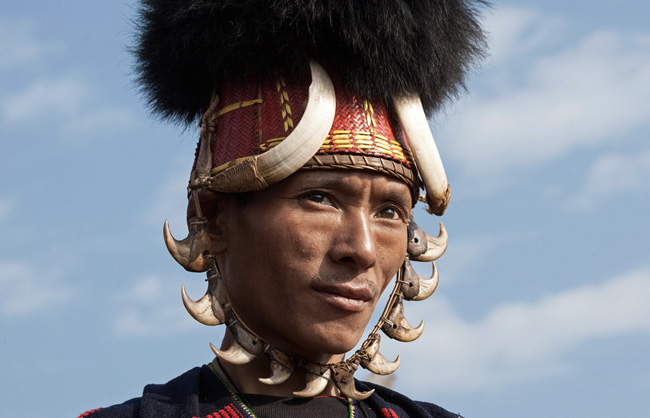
[
  {"left": 412, "top": 222, "right": 448, "bottom": 262},
  {"left": 293, "top": 366, "right": 331, "bottom": 397},
  {"left": 256, "top": 61, "right": 336, "bottom": 183},
  {"left": 393, "top": 95, "right": 450, "bottom": 216},
  {"left": 210, "top": 340, "right": 258, "bottom": 365},
  {"left": 181, "top": 284, "right": 222, "bottom": 326},
  {"left": 208, "top": 61, "right": 337, "bottom": 192},
  {"left": 163, "top": 218, "right": 213, "bottom": 272},
  {"left": 382, "top": 300, "right": 424, "bottom": 342},
  {"left": 412, "top": 262, "right": 439, "bottom": 301},
  {"left": 259, "top": 348, "right": 294, "bottom": 385},
  {"left": 360, "top": 338, "right": 400, "bottom": 375}
]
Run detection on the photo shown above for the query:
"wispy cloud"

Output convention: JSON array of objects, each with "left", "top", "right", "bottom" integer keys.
[
  {"left": 1, "top": 77, "right": 87, "bottom": 122},
  {"left": 113, "top": 274, "right": 196, "bottom": 337},
  {"left": 485, "top": 7, "right": 565, "bottom": 67},
  {"left": 61, "top": 106, "right": 135, "bottom": 137},
  {"left": 565, "top": 148, "right": 650, "bottom": 211},
  {"left": 1, "top": 76, "right": 136, "bottom": 136},
  {"left": 442, "top": 8, "right": 650, "bottom": 179},
  {"left": 0, "top": 260, "right": 76, "bottom": 317},
  {"left": 434, "top": 228, "right": 539, "bottom": 285},
  {"left": 431, "top": 233, "right": 500, "bottom": 286},
  {"left": 0, "top": 18, "right": 64, "bottom": 68},
  {"left": 394, "top": 267, "right": 650, "bottom": 395},
  {"left": 0, "top": 16, "right": 136, "bottom": 138}
]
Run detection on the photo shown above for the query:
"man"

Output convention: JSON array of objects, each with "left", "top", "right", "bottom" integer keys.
[{"left": 79, "top": 0, "right": 486, "bottom": 416}]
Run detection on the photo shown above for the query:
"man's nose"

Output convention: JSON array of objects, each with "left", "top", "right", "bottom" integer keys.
[{"left": 330, "top": 211, "right": 376, "bottom": 270}]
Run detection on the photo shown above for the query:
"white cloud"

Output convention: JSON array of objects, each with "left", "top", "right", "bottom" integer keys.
[
  {"left": 432, "top": 234, "right": 498, "bottom": 284},
  {"left": 442, "top": 9, "right": 650, "bottom": 178},
  {"left": 565, "top": 148, "right": 650, "bottom": 211},
  {"left": 0, "top": 18, "right": 64, "bottom": 68},
  {"left": 1, "top": 77, "right": 87, "bottom": 122},
  {"left": 412, "top": 224, "right": 539, "bottom": 286},
  {"left": 113, "top": 306, "right": 194, "bottom": 337},
  {"left": 392, "top": 267, "right": 650, "bottom": 395},
  {"left": 0, "top": 18, "right": 136, "bottom": 137},
  {"left": 1, "top": 76, "right": 136, "bottom": 136},
  {"left": 117, "top": 275, "right": 166, "bottom": 303},
  {"left": 484, "top": 7, "right": 565, "bottom": 67},
  {"left": 0, "top": 260, "right": 76, "bottom": 316},
  {"left": 61, "top": 106, "right": 135, "bottom": 136},
  {"left": 113, "top": 274, "right": 198, "bottom": 337}
]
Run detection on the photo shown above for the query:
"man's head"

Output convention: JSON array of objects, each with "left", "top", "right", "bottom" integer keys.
[{"left": 209, "top": 170, "right": 411, "bottom": 362}]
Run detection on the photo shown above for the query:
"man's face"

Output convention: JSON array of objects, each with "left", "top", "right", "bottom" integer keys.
[{"left": 213, "top": 170, "right": 411, "bottom": 362}]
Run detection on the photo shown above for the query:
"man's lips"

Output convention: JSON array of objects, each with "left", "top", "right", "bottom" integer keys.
[{"left": 312, "top": 283, "right": 377, "bottom": 312}]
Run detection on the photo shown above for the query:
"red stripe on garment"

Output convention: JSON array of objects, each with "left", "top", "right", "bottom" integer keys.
[{"left": 381, "top": 408, "right": 400, "bottom": 418}]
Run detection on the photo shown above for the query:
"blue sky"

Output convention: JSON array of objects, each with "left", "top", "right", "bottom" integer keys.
[{"left": 1, "top": 1, "right": 649, "bottom": 417}]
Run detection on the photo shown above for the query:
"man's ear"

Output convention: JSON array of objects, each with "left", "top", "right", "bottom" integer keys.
[
  {"left": 201, "top": 194, "right": 230, "bottom": 255},
  {"left": 185, "top": 191, "right": 231, "bottom": 255}
]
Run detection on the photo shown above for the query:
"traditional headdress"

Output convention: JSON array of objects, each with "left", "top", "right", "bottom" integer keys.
[{"left": 134, "top": 0, "right": 486, "bottom": 400}]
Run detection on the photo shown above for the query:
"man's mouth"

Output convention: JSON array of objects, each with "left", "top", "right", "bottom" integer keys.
[{"left": 312, "top": 283, "right": 376, "bottom": 312}]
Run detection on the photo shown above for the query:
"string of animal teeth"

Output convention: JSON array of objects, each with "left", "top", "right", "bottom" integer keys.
[{"left": 168, "top": 213, "right": 447, "bottom": 400}]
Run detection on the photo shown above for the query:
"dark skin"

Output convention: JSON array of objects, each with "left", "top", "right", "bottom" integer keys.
[{"left": 207, "top": 170, "right": 412, "bottom": 396}]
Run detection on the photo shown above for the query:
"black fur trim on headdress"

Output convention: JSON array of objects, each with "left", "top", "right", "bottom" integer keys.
[{"left": 134, "top": 0, "right": 488, "bottom": 125}]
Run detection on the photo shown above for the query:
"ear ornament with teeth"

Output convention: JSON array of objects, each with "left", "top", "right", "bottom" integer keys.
[
  {"left": 401, "top": 258, "right": 439, "bottom": 302},
  {"left": 381, "top": 298, "right": 425, "bottom": 342},
  {"left": 410, "top": 222, "right": 448, "bottom": 262},
  {"left": 163, "top": 217, "right": 213, "bottom": 272}
]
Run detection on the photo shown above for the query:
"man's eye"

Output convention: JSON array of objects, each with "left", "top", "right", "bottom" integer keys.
[
  {"left": 303, "top": 192, "right": 331, "bottom": 205},
  {"left": 377, "top": 206, "right": 401, "bottom": 220}
]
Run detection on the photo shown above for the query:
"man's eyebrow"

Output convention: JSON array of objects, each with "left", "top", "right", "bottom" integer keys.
[
  {"left": 293, "top": 174, "right": 344, "bottom": 190},
  {"left": 382, "top": 189, "right": 412, "bottom": 207}
]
